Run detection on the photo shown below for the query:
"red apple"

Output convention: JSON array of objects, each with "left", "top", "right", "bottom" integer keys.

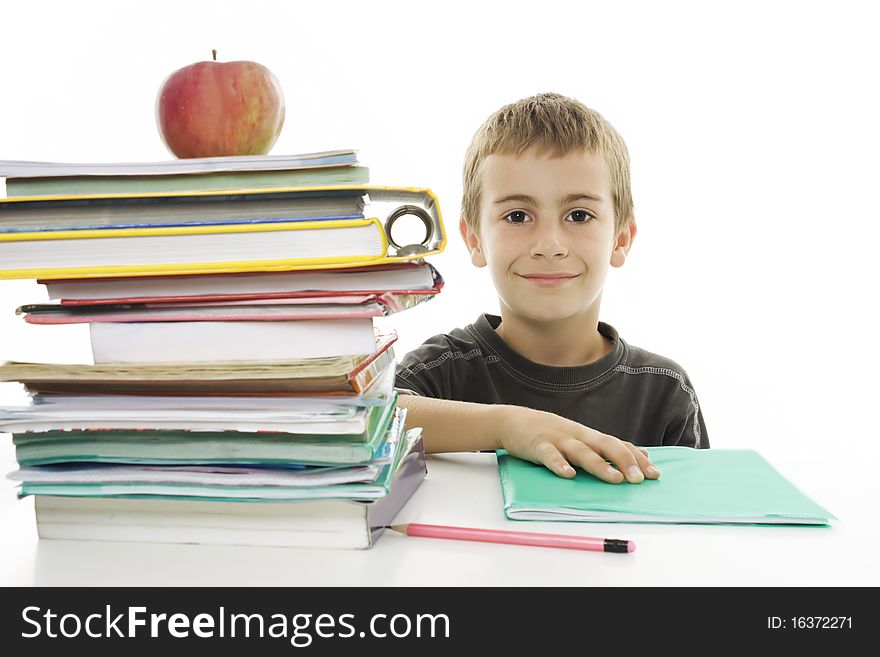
[{"left": 156, "top": 50, "right": 285, "bottom": 158}]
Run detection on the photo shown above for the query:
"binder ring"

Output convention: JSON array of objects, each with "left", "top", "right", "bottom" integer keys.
[{"left": 385, "top": 205, "right": 434, "bottom": 256}]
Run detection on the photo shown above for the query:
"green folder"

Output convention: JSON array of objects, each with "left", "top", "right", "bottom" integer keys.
[{"left": 498, "top": 447, "right": 834, "bottom": 526}]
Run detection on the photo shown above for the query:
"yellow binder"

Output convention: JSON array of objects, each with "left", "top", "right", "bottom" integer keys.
[{"left": 0, "top": 185, "right": 446, "bottom": 280}]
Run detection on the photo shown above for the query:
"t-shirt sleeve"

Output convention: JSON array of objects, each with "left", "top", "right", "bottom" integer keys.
[
  {"left": 662, "top": 373, "right": 709, "bottom": 448},
  {"left": 394, "top": 337, "right": 450, "bottom": 399}
]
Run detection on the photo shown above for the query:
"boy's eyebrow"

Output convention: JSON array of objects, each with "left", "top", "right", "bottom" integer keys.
[
  {"left": 492, "top": 192, "right": 604, "bottom": 205},
  {"left": 492, "top": 194, "right": 540, "bottom": 206},
  {"left": 560, "top": 192, "right": 603, "bottom": 204}
]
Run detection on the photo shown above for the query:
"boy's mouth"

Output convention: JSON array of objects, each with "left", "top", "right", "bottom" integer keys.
[{"left": 518, "top": 273, "right": 579, "bottom": 287}]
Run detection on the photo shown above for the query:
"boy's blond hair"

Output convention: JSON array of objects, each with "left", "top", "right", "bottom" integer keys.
[{"left": 462, "top": 92, "right": 634, "bottom": 233}]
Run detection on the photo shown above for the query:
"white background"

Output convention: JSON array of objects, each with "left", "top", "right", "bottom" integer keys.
[{"left": 1, "top": 1, "right": 878, "bottom": 584}]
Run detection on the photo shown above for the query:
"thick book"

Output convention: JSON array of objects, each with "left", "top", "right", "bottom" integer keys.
[
  {"left": 19, "top": 301, "right": 390, "bottom": 324},
  {"left": 1, "top": 394, "right": 385, "bottom": 434},
  {"left": 23, "top": 357, "right": 396, "bottom": 408},
  {"left": 5, "top": 166, "right": 369, "bottom": 197},
  {"left": 18, "top": 288, "right": 440, "bottom": 323},
  {"left": 11, "top": 462, "right": 386, "bottom": 488},
  {"left": 0, "top": 186, "right": 446, "bottom": 279},
  {"left": 0, "top": 217, "right": 386, "bottom": 278},
  {"left": 0, "top": 332, "right": 396, "bottom": 396},
  {"left": 498, "top": 447, "right": 835, "bottom": 526},
  {"left": 0, "top": 150, "right": 368, "bottom": 197},
  {"left": 89, "top": 318, "right": 378, "bottom": 363},
  {"left": 23, "top": 263, "right": 443, "bottom": 323},
  {"left": 41, "top": 262, "right": 441, "bottom": 304},
  {"left": 31, "top": 434, "right": 426, "bottom": 549},
  {"left": 20, "top": 296, "right": 433, "bottom": 323},
  {"left": 0, "top": 189, "right": 366, "bottom": 233},
  {"left": 12, "top": 393, "right": 398, "bottom": 468}
]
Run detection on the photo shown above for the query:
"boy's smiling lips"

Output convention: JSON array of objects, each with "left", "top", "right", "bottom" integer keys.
[{"left": 517, "top": 272, "right": 581, "bottom": 287}]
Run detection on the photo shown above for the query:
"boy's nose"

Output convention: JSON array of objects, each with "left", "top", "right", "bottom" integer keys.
[{"left": 529, "top": 224, "right": 568, "bottom": 259}]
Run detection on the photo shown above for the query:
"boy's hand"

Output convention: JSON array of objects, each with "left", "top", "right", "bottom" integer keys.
[{"left": 495, "top": 406, "right": 661, "bottom": 483}]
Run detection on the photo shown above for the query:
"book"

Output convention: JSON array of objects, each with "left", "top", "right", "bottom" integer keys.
[
  {"left": 18, "top": 290, "right": 439, "bottom": 323},
  {"left": 0, "top": 186, "right": 446, "bottom": 279},
  {"left": 12, "top": 392, "right": 398, "bottom": 468},
  {"left": 1, "top": 150, "right": 357, "bottom": 177},
  {"left": 11, "top": 462, "right": 386, "bottom": 488},
  {"left": 21, "top": 301, "right": 392, "bottom": 324},
  {"left": 0, "top": 332, "right": 397, "bottom": 396},
  {"left": 498, "top": 447, "right": 835, "bottom": 526},
  {"left": 24, "top": 355, "right": 397, "bottom": 407},
  {"left": 22, "top": 263, "right": 443, "bottom": 323},
  {"left": 0, "top": 217, "right": 386, "bottom": 279},
  {"left": 1, "top": 396, "right": 380, "bottom": 434},
  {"left": 6, "top": 166, "right": 369, "bottom": 197},
  {"left": 0, "top": 150, "right": 369, "bottom": 197},
  {"left": 0, "top": 188, "right": 366, "bottom": 233},
  {"left": 13, "top": 427, "right": 386, "bottom": 468},
  {"left": 40, "top": 261, "right": 443, "bottom": 304},
  {"left": 30, "top": 433, "right": 426, "bottom": 549},
  {"left": 20, "top": 297, "right": 434, "bottom": 323},
  {"left": 90, "top": 318, "right": 379, "bottom": 363}
]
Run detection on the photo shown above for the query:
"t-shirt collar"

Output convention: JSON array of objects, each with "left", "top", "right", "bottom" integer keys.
[{"left": 469, "top": 313, "right": 626, "bottom": 388}]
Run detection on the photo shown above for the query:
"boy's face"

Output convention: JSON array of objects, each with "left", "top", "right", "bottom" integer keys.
[{"left": 461, "top": 147, "right": 634, "bottom": 325}]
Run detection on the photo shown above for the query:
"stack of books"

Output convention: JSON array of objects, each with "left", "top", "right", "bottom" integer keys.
[{"left": 0, "top": 150, "right": 447, "bottom": 549}]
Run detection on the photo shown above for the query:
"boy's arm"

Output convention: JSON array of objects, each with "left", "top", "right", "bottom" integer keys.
[
  {"left": 396, "top": 394, "right": 660, "bottom": 484},
  {"left": 664, "top": 400, "right": 709, "bottom": 448},
  {"left": 659, "top": 366, "right": 709, "bottom": 449}
]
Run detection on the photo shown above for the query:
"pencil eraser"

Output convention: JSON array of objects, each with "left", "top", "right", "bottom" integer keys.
[{"left": 627, "top": 540, "right": 636, "bottom": 553}]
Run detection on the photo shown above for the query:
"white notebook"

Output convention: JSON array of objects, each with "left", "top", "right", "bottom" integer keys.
[{"left": 90, "top": 319, "right": 377, "bottom": 363}]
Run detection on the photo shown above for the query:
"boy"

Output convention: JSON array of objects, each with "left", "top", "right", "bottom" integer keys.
[{"left": 395, "top": 93, "right": 708, "bottom": 482}]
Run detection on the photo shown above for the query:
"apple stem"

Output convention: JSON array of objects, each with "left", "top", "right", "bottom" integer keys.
[{"left": 212, "top": 49, "right": 217, "bottom": 61}]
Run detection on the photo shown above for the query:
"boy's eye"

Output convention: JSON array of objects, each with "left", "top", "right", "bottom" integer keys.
[
  {"left": 567, "top": 209, "right": 594, "bottom": 223},
  {"left": 504, "top": 210, "right": 531, "bottom": 224}
]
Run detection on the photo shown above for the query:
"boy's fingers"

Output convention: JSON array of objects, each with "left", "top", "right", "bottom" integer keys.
[
  {"left": 561, "top": 440, "right": 625, "bottom": 484},
  {"left": 627, "top": 443, "right": 661, "bottom": 479},
  {"left": 533, "top": 442, "right": 577, "bottom": 478},
  {"left": 590, "top": 434, "right": 645, "bottom": 483}
]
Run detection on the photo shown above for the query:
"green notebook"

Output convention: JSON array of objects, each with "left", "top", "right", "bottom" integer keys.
[
  {"left": 498, "top": 447, "right": 834, "bottom": 526},
  {"left": 18, "top": 417, "right": 417, "bottom": 503},
  {"left": 14, "top": 394, "right": 397, "bottom": 468},
  {"left": 4, "top": 166, "right": 370, "bottom": 197}
]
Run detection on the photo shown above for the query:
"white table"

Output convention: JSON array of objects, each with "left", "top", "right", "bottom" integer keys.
[{"left": 1, "top": 450, "right": 877, "bottom": 586}]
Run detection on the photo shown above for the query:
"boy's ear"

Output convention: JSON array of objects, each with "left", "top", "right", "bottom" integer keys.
[
  {"left": 459, "top": 216, "right": 487, "bottom": 268},
  {"left": 610, "top": 216, "right": 637, "bottom": 268}
]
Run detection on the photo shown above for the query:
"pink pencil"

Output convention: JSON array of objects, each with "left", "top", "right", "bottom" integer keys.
[{"left": 387, "top": 523, "right": 635, "bottom": 553}]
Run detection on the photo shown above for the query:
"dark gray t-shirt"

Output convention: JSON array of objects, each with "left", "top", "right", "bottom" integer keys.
[{"left": 395, "top": 314, "right": 708, "bottom": 448}]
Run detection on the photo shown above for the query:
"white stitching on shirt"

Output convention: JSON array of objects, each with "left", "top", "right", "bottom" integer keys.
[
  {"left": 614, "top": 365, "right": 702, "bottom": 448},
  {"left": 398, "top": 349, "right": 500, "bottom": 379},
  {"left": 464, "top": 324, "right": 622, "bottom": 391}
]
